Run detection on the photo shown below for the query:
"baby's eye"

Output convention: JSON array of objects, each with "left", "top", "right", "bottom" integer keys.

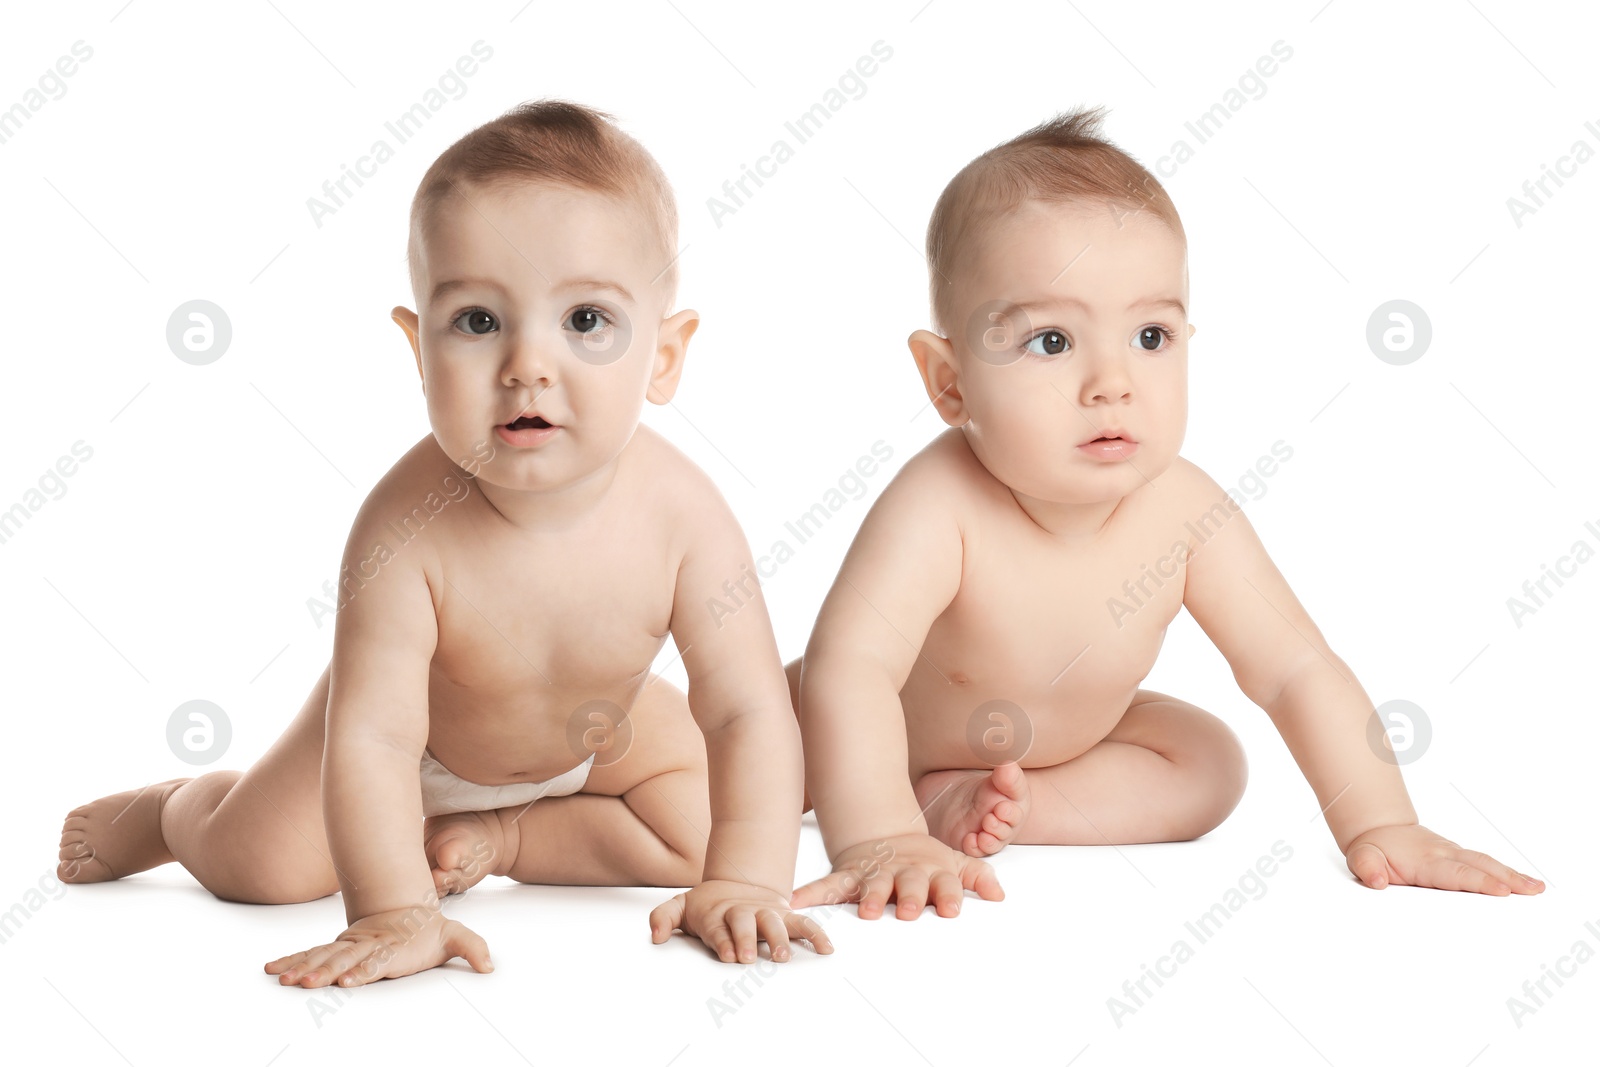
[
  {"left": 452, "top": 308, "right": 497, "bottom": 336},
  {"left": 566, "top": 306, "right": 612, "bottom": 334},
  {"left": 1134, "top": 326, "right": 1176, "bottom": 352},
  {"left": 1023, "top": 330, "right": 1069, "bottom": 357}
]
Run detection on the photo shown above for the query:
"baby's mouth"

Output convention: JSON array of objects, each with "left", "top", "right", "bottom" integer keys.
[{"left": 506, "top": 415, "right": 553, "bottom": 430}]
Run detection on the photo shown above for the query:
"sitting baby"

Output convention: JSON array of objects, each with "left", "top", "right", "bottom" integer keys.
[{"left": 786, "top": 106, "right": 1544, "bottom": 920}]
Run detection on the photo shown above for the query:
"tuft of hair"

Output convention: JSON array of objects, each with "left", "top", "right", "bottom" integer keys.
[
  {"left": 406, "top": 98, "right": 680, "bottom": 307},
  {"left": 924, "top": 105, "right": 1184, "bottom": 335}
]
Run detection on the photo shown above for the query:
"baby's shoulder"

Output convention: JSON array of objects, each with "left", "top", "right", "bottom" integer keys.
[
  {"left": 878, "top": 428, "right": 991, "bottom": 509},
  {"left": 1134, "top": 455, "right": 1243, "bottom": 530},
  {"left": 624, "top": 423, "right": 740, "bottom": 538},
  {"left": 342, "top": 434, "right": 467, "bottom": 550}
]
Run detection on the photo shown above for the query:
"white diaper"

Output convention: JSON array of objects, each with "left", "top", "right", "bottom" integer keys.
[{"left": 419, "top": 748, "right": 594, "bottom": 818}]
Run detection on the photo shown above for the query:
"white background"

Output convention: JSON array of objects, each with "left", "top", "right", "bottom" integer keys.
[{"left": 2, "top": 1, "right": 1596, "bottom": 1064}]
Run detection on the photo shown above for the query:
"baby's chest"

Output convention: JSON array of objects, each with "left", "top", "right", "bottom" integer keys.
[
  {"left": 932, "top": 533, "right": 1185, "bottom": 687},
  {"left": 431, "top": 537, "right": 678, "bottom": 691}
]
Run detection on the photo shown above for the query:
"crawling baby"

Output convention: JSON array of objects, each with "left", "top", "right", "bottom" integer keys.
[
  {"left": 58, "top": 99, "right": 830, "bottom": 984},
  {"left": 787, "top": 107, "right": 1544, "bottom": 920}
]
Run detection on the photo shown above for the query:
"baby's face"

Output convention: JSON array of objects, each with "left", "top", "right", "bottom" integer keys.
[
  {"left": 396, "top": 181, "right": 689, "bottom": 493},
  {"left": 926, "top": 198, "right": 1191, "bottom": 506}
]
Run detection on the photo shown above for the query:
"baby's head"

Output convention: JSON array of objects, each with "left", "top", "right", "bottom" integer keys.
[
  {"left": 393, "top": 100, "right": 695, "bottom": 492},
  {"left": 910, "top": 106, "right": 1193, "bottom": 507}
]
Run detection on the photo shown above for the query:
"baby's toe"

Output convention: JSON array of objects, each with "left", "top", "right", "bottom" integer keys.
[
  {"left": 973, "top": 829, "right": 1006, "bottom": 856},
  {"left": 57, "top": 834, "right": 109, "bottom": 883}
]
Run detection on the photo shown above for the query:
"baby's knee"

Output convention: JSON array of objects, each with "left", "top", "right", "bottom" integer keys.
[
  {"left": 209, "top": 873, "right": 338, "bottom": 906},
  {"left": 1168, "top": 712, "right": 1247, "bottom": 839},
  {"left": 202, "top": 855, "right": 339, "bottom": 905}
]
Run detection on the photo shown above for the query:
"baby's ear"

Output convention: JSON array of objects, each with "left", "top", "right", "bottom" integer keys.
[
  {"left": 1188, "top": 323, "right": 1197, "bottom": 339},
  {"left": 907, "top": 329, "right": 967, "bottom": 427},
  {"left": 391, "top": 307, "right": 424, "bottom": 386},
  {"left": 646, "top": 308, "right": 699, "bottom": 405}
]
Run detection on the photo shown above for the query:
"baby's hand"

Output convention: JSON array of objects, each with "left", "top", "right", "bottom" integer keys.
[
  {"left": 1344, "top": 823, "right": 1546, "bottom": 896},
  {"left": 790, "top": 833, "right": 1004, "bottom": 920},
  {"left": 650, "top": 880, "right": 834, "bottom": 963},
  {"left": 264, "top": 906, "right": 493, "bottom": 988}
]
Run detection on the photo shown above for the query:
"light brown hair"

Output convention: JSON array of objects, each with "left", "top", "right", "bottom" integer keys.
[
  {"left": 925, "top": 105, "right": 1183, "bottom": 334},
  {"left": 407, "top": 99, "right": 680, "bottom": 305}
]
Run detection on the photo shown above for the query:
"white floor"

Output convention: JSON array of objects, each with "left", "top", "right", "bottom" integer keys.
[{"left": 9, "top": 788, "right": 1588, "bottom": 1067}]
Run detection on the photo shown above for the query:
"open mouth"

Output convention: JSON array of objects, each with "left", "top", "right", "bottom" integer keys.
[{"left": 506, "top": 415, "right": 553, "bottom": 430}]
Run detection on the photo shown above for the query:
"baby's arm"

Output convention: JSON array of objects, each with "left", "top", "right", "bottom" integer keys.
[
  {"left": 788, "top": 466, "right": 1003, "bottom": 919},
  {"left": 265, "top": 505, "right": 493, "bottom": 988},
  {"left": 646, "top": 481, "right": 833, "bottom": 962},
  {"left": 1178, "top": 461, "right": 1542, "bottom": 896}
]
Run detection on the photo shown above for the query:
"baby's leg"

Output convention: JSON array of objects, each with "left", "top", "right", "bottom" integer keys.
[
  {"left": 427, "top": 673, "right": 710, "bottom": 891},
  {"left": 916, "top": 689, "right": 1247, "bottom": 855},
  {"left": 58, "top": 663, "right": 340, "bottom": 904},
  {"left": 783, "top": 655, "right": 812, "bottom": 813}
]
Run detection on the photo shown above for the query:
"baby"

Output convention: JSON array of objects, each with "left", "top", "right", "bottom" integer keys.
[
  {"left": 786, "top": 107, "right": 1545, "bottom": 921},
  {"left": 58, "top": 99, "right": 830, "bottom": 984}
]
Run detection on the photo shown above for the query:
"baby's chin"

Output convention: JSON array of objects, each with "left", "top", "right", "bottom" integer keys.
[{"left": 1018, "top": 459, "right": 1179, "bottom": 504}]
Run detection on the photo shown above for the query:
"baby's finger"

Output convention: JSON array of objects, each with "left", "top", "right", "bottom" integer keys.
[
  {"left": 790, "top": 870, "right": 858, "bottom": 910},
  {"left": 274, "top": 944, "right": 342, "bottom": 985},
  {"left": 929, "top": 870, "right": 965, "bottom": 917},
  {"left": 1346, "top": 841, "right": 1391, "bottom": 889},
  {"left": 1457, "top": 849, "right": 1545, "bottom": 895},
  {"left": 728, "top": 908, "right": 759, "bottom": 964},
  {"left": 649, "top": 894, "right": 686, "bottom": 944},
  {"left": 1420, "top": 857, "right": 1510, "bottom": 896},
  {"left": 442, "top": 920, "right": 494, "bottom": 974},
  {"left": 704, "top": 921, "right": 738, "bottom": 965},
  {"left": 755, "top": 908, "right": 792, "bottom": 962},
  {"left": 892, "top": 868, "right": 931, "bottom": 920},
  {"left": 855, "top": 871, "right": 897, "bottom": 920},
  {"left": 264, "top": 948, "right": 314, "bottom": 976},
  {"left": 960, "top": 858, "right": 1005, "bottom": 902},
  {"left": 302, "top": 940, "right": 381, "bottom": 988},
  {"left": 783, "top": 909, "right": 834, "bottom": 955}
]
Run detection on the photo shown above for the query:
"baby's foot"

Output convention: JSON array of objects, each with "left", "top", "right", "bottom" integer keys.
[
  {"left": 913, "top": 762, "right": 1031, "bottom": 857},
  {"left": 423, "top": 810, "right": 514, "bottom": 895},
  {"left": 58, "top": 778, "right": 191, "bottom": 883}
]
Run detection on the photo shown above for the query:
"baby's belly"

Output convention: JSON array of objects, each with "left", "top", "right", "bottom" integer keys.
[
  {"left": 423, "top": 673, "right": 646, "bottom": 786},
  {"left": 901, "top": 678, "right": 1141, "bottom": 779}
]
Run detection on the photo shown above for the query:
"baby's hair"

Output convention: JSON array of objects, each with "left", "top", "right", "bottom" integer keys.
[
  {"left": 407, "top": 98, "right": 680, "bottom": 306},
  {"left": 924, "top": 105, "right": 1183, "bottom": 335}
]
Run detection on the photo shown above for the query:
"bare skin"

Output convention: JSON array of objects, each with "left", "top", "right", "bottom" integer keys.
[
  {"left": 58, "top": 179, "right": 831, "bottom": 986},
  {"left": 790, "top": 198, "right": 1545, "bottom": 921}
]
